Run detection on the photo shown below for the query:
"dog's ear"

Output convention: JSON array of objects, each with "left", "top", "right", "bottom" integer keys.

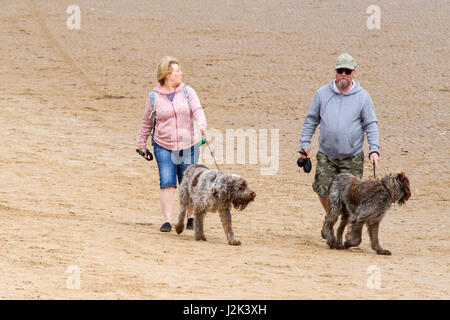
[
  {"left": 396, "top": 172, "right": 411, "bottom": 205},
  {"left": 211, "top": 186, "right": 219, "bottom": 198},
  {"left": 212, "top": 176, "right": 235, "bottom": 200},
  {"left": 226, "top": 176, "right": 246, "bottom": 200},
  {"left": 225, "top": 177, "right": 237, "bottom": 196}
]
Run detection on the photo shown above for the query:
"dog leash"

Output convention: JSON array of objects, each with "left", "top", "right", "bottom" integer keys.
[
  {"left": 203, "top": 136, "right": 221, "bottom": 172},
  {"left": 373, "top": 158, "right": 395, "bottom": 203},
  {"left": 369, "top": 151, "right": 379, "bottom": 179},
  {"left": 136, "top": 148, "right": 153, "bottom": 161},
  {"left": 137, "top": 135, "right": 220, "bottom": 170},
  {"left": 372, "top": 160, "right": 376, "bottom": 179}
]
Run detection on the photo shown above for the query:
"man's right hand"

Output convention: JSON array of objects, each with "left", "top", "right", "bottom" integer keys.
[{"left": 300, "top": 149, "right": 311, "bottom": 159}]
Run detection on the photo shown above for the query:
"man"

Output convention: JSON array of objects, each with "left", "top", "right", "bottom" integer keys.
[{"left": 299, "top": 53, "right": 380, "bottom": 214}]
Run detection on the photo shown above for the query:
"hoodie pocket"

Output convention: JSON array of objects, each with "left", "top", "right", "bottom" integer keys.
[
  {"left": 339, "top": 133, "right": 354, "bottom": 157},
  {"left": 350, "top": 128, "right": 363, "bottom": 151},
  {"left": 319, "top": 128, "right": 334, "bottom": 154},
  {"left": 349, "top": 132, "right": 354, "bottom": 149}
]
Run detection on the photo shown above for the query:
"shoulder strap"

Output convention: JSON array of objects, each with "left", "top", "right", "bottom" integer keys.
[
  {"left": 182, "top": 85, "right": 191, "bottom": 111},
  {"left": 149, "top": 90, "right": 157, "bottom": 146},
  {"left": 150, "top": 90, "right": 156, "bottom": 110}
]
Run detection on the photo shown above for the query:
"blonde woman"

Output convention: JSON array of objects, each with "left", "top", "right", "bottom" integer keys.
[{"left": 137, "top": 56, "right": 207, "bottom": 232}]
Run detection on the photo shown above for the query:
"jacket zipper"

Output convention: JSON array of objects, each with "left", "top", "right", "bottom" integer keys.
[
  {"left": 335, "top": 94, "right": 342, "bottom": 155},
  {"left": 164, "top": 87, "right": 192, "bottom": 150},
  {"left": 169, "top": 93, "right": 179, "bottom": 149}
]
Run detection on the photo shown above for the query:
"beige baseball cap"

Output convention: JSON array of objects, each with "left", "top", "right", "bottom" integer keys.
[{"left": 336, "top": 53, "right": 356, "bottom": 70}]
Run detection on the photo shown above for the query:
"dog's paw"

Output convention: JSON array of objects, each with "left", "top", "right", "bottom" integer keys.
[
  {"left": 195, "top": 234, "right": 207, "bottom": 241},
  {"left": 376, "top": 249, "right": 391, "bottom": 255},
  {"left": 228, "top": 238, "right": 241, "bottom": 246},
  {"left": 327, "top": 239, "right": 337, "bottom": 249},
  {"left": 175, "top": 224, "right": 184, "bottom": 235},
  {"left": 336, "top": 243, "right": 345, "bottom": 250}
]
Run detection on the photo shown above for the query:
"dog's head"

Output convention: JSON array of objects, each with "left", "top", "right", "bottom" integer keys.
[
  {"left": 221, "top": 174, "right": 256, "bottom": 210},
  {"left": 386, "top": 172, "right": 411, "bottom": 205},
  {"left": 394, "top": 172, "right": 411, "bottom": 205}
]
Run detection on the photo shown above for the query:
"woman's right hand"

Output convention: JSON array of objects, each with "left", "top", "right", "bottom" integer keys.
[{"left": 137, "top": 148, "right": 153, "bottom": 161}]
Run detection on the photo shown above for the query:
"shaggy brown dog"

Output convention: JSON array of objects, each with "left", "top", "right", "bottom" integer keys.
[
  {"left": 175, "top": 165, "right": 256, "bottom": 245},
  {"left": 321, "top": 172, "right": 411, "bottom": 255}
]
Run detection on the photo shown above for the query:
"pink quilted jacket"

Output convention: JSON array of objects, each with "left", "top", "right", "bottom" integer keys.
[{"left": 137, "top": 83, "right": 207, "bottom": 151}]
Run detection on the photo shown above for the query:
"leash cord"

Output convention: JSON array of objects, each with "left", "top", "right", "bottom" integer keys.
[
  {"left": 373, "top": 160, "right": 376, "bottom": 179},
  {"left": 204, "top": 137, "right": 221, "bottom": 171}
]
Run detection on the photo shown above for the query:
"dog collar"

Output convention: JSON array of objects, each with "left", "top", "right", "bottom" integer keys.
[{"left": 381, "top": 180, "right": 395, "bottom": 202}]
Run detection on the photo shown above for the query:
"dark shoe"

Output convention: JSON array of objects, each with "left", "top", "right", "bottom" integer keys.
[
  {"left": 160, "top": 222, "right": 172, "bottom": 232},
  {"left": 186, "top": 218, "right": 194, "bottom": 230}
]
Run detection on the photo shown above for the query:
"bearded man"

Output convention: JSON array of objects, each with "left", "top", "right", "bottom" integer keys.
[{"left": 299, "top": 53, "right": 380, "bottom": 216}]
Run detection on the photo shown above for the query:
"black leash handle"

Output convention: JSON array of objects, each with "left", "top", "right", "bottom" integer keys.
[
  {"left": 299, "top": 149, "right": 308, "bottom": 157},
  {"left": 136, "top": 148, "right": 153, "bottom": 161}
]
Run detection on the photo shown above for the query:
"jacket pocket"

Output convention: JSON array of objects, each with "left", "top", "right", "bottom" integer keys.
[
  {"left": 350, "top": 128, "right": 363, "bottom": 151},
  {"left": 349, "top": 131, "right": 354, "bottom": 149},
  {"left": 338, "top": 133, "right": 354, "bottom": 157},
  {"left": 319, "top": 128, "right": 334, "bottom": 154}
]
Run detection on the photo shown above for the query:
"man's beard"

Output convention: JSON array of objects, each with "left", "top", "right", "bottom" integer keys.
[{"left": 337, "top": 78, "right": 350, "bottom": 90}]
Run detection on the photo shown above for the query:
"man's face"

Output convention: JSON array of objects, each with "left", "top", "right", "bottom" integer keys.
[{"left": 335, "top": 68, "right": 354, "bottom": 90}]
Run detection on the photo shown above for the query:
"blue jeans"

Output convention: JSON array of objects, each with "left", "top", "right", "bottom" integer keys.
[{"left": 154, "top": 143, "right": 200, "bottom": 188}]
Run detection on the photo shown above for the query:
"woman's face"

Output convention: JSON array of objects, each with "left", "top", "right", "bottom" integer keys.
[{"left": 167, "top": 63, "right": 183, "bottom": 86}]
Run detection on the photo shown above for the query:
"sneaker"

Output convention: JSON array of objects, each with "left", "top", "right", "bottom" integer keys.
[
  {"left": 160, "top": 222, "right": 172, "bottom": 232},
  {"left": 186, "top": 218, "right": 194, "bottom": 230}
]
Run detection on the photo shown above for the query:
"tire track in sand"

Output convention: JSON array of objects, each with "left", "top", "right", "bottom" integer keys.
[{"left": 29, "top": 0, "right": 101, "bottom": 96}]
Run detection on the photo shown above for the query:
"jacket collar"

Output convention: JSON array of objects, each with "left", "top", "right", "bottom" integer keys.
[{"left": 153, "top": 83, "right": 184, "bottom": 94}]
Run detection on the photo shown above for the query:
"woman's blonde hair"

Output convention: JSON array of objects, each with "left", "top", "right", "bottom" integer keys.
[{"left": 156, "top": 56, "right": 180, "bottom": 85}]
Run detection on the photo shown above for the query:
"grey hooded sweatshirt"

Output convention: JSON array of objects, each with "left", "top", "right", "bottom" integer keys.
[{"left": 300, "top": 79, "right": 379, "bottom": 160}]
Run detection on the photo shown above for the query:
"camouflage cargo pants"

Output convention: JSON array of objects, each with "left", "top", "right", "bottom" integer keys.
[{"left": 312, "top": 151, "right": 364, "bottom": 198}]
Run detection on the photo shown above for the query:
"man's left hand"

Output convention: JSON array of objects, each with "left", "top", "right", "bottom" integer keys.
[{"left": 370, "top": 152, "right": 380, "bottom": 168}]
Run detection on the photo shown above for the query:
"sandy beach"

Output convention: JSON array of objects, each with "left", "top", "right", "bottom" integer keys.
[{"left": 0, "top": 0, "right": 448, "bottom": 299}]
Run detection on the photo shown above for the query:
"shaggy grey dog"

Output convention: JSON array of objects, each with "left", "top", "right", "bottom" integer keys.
[
  {"left": 321, "top": 172, "right": 411, "bottom": 255},
  {"left": 175, "top": 164, "right": 256, "bottom": 245}
]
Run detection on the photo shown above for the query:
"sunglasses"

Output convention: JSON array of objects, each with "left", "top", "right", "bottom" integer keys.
[{"left": 336, "top": 68, "right": 354, "bottom": 75}]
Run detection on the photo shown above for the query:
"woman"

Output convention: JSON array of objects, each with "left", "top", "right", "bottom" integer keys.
[{"left": 137, "top": 56, "right": 207, "bottom": 232}]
